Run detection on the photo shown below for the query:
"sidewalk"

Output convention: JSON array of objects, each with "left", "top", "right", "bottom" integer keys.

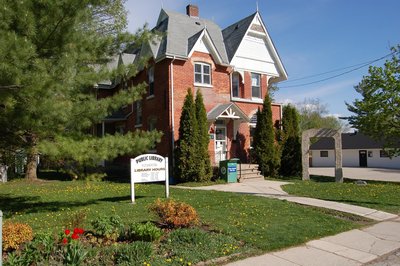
[{"left": 178, "top": 180, "right": 400, "bottom": 265}]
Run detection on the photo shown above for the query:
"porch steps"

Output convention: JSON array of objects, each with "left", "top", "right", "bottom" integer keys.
[{"left": 237, "top": 163, "right": 264, "bottom": 182}]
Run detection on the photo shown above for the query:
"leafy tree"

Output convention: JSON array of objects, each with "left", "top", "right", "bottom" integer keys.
[
  {"left": 279, "top": 105, "right": 302, "bottom": 177},
  {"left": 0, "top": 0, "right": 161, "bottom": 180},
  {"left": 253, "top": 94, "right": 280, "bottom": 177},
  {"left": 175, "top": 89, "right": 198, "bottom": 182},
  {"left": 297, "top": 98, "right": 346, "bottom": 133},
  {"left": 347, "top": 45, "right": 400, "bottom": 155},
  {"left": 195, "top": 90, "right": 212, "bottom": 181}
]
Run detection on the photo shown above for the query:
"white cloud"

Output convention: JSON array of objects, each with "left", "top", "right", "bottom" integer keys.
[{"left": 125, "top": 0, "right": 186, "bottom": 32}]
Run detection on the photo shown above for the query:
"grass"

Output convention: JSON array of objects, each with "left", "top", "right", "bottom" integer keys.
[
  {"left": 282, "top": 176, "right": 400, "bottom": 214},
  {"left": 1, "top": 178, "right": 363, "bottom": 253}
]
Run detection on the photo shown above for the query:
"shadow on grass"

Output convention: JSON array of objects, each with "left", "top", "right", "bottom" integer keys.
[
  {"left": 37, "top": 170, "right": 73, "bottom": 181},
  {"left": 0, "top": 194, "right": 98, "bottom": 218},
  {"left": 97, "top": 195, "right": 145, "bottom": 202},
  {"left": 0, "top": 194, "right": 145, "bottom": 218}
]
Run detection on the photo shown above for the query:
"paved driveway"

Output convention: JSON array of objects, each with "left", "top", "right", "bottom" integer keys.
[{"left": 309, "top": 167, "right": 400, "bottom": 183}]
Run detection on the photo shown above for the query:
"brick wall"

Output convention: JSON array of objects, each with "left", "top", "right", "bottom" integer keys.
[{"left": 100, "top": 51, "right": 282, "bottom": 165}]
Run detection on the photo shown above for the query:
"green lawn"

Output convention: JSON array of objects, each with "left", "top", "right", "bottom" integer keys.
[
  {"left": 1, "top": 179, "right": 366, "bottom": 254},
  {"left": 282, "top": 177, "right": 400, "bottom": 215}
]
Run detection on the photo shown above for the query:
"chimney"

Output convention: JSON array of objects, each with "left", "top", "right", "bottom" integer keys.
[{"left": 186, "top": 4, "right": 199, "bottom": 17}]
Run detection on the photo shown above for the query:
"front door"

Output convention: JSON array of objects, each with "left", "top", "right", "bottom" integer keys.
[
  {"left": 359, "top": 150, "right": 367, "bottom": 167},
  {"left": 215, "top": 126, "right": 227, "bottom": 163}
]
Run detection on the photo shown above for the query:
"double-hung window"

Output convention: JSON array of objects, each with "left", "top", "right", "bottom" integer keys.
[
  {"left": 232, "top": 73, "right": 240, "bottom": 98},
  {"left": 194, "top": 62, "right": 211, "bottom": 85},
  {"left": 148, "top": 66, "right": 154, "bottom": 96},
  {"left": 251, "top": 73, "right": 261, "bottom": 98},
  {"left": 135, "top": 101, "right": 142, "bottom": 126}
]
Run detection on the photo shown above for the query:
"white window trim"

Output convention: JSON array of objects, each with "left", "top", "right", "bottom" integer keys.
[
  {"left": 232, "top": 97, "right": 263, "bottom": 104},
  {"left": 194, "top": 62, "right": 212, "bottom": 86},
  {"left": 146, "top": 95, "right": 155, "bottom": 100},
  {"left": 194, "top": 83, "right": 213, "bottom": 88}
]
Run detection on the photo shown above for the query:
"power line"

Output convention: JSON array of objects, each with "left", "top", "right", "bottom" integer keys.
[
  {"left": 281, "top": 60, "right": 377, "bottom": 83},
  {"left": 279, "top": 51, "right": 395, "bottom": 88}
]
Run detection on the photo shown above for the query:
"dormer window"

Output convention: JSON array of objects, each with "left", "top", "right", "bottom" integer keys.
[
  {"left": 251, "top": 73, "right": 261, "bottom": 98},
  {"left": 194, "top": 62, "right": 211, "bottom": 85}
]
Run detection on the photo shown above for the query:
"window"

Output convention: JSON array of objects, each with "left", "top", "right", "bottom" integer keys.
[
  {"left": 135, "top": 101, "right": 142, "bottom": 126},
  {"left": 194, "top": 62, "right": 211, "bottom": 85},
  {"left": 115, "top": 124, "right": 125, "bottom": 134},
  {"left": 251, "top": 73, "right": 261, "bottom": 98},
  {"left": 380, "top": 150, "right": 389, "bottom": 158},
  {"left": 320, "top": 151, "right": 329, "bottom": 157},
  {"left": 249, "top": 126, "right": 256, "bottom": 148},
  {"left": 232, "top": 73, "right": 240, "bottom": 97},
  {"left": 148, "top": 66, "right": 154, "bottom": 96},
  {"left": 148, "top": 116, "right": 157, "bottom": 131},
  {"left": 368, "top": 151, "right": 373, "bottom": 157}
]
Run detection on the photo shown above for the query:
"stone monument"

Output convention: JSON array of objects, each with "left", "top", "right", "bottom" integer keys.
[{"left": 302, "top": 128, "right": 343, "bottom": 182}]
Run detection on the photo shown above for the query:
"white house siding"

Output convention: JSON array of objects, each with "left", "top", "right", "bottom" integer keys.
[
  {"left": 343, "top": 150, "right": 359, "bottom": 167},
  {"left": 311, "top": 149, "right": 400, "bottom": 169},
  {"left": 311, "top": 150, "right": 335, "bottom": 167},
  {"left": 367, "top": 149, "right": 400, "bottom": 168}
]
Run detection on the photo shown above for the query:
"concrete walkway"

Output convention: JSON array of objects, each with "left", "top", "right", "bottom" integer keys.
[
  {"left": 187, "top": 180, "right": 397, "bottom": 221},
  {"left": 177, "top": 180, "right": 400, "bottom": 265}
]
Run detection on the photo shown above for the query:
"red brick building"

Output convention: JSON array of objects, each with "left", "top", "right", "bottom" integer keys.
[{"left": 97, "top": 5, "right": 287, "bottom": 169}]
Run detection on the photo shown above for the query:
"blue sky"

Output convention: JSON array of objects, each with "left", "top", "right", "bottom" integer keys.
[{"left": 124, "top": 0, "right": 400, "bottom": 117}]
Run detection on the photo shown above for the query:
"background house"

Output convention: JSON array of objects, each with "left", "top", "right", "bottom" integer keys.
[
  {"left": 310, "top": 132, "right": 400, "bottom": 169},
  {"left": 96, "top": 4, "right": 287, "bottom": 168}
]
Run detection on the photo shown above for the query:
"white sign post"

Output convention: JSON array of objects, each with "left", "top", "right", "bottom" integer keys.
[{"left": 130, "top": 154, "right": 169, "bottom": 203}]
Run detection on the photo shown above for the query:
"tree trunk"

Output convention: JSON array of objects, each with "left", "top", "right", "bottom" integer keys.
[
  {"left": 0, "top": 164, "right": 8, "bottom": 182},
  {"left": 25, "top": 145, "right": 39, "bottom": 181}
]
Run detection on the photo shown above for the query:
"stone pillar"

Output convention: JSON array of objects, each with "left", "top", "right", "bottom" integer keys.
[
  {"left": 302, "top": 128, "right": 343, "bottom": 182},
  {"left": 302, "top": 131, "right": 310, "bottom": 181},
  {"left": 334, "top": 132, "right": 343, "bottom": 183}
]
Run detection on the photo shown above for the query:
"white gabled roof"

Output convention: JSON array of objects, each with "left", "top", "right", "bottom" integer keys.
[{"left": 223, "top": 12, "right": 288, "bottom": 82}]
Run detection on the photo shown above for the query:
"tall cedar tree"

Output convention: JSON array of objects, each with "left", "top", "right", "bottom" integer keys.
[
  {"left": 279, "top": 105, "right": 302, "bottom": 177},
  {"left": 347, "top": 46, "right": 400, "bottom": 156},
  {"left": 195, "top": 90, "right": 212, "bottom": 181},
  {"left": 0, "top": 0, "right": 161, "bottom": 180},
  {"left": 175, "top": 89, "right": 199, "bottom": 182},
  {"left": 253, "top": 94, "right": 280, "bottom": 177}
]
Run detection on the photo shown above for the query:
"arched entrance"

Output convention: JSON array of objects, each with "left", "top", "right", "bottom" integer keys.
[{"left": 302, "top": 128, "right": 343, "bottom": 182}]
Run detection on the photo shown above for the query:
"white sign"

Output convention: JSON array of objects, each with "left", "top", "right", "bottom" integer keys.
[{"left": 130, "top": 154, "right": 169, "bottom": 203}]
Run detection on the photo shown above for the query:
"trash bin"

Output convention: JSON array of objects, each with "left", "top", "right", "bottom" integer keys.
[{"left": 219, "top": 159, "right": 239, "bottom": 183}]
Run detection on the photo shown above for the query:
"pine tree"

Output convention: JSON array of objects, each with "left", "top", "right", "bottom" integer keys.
[
  {"left": 280, "top": 105, "right": 302, "bottom": 177},
  {"left": 253, "top": 94, "right": 280, "bottom": 177},
  {"left": 0, "top": 0, "right": 161, "bottom": 180},
  {"left": 175, "top": 89, "right": 198, "bottom": 182},
  {"left": 195, "top": 90, "right": 212, "bottom": 181}
]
